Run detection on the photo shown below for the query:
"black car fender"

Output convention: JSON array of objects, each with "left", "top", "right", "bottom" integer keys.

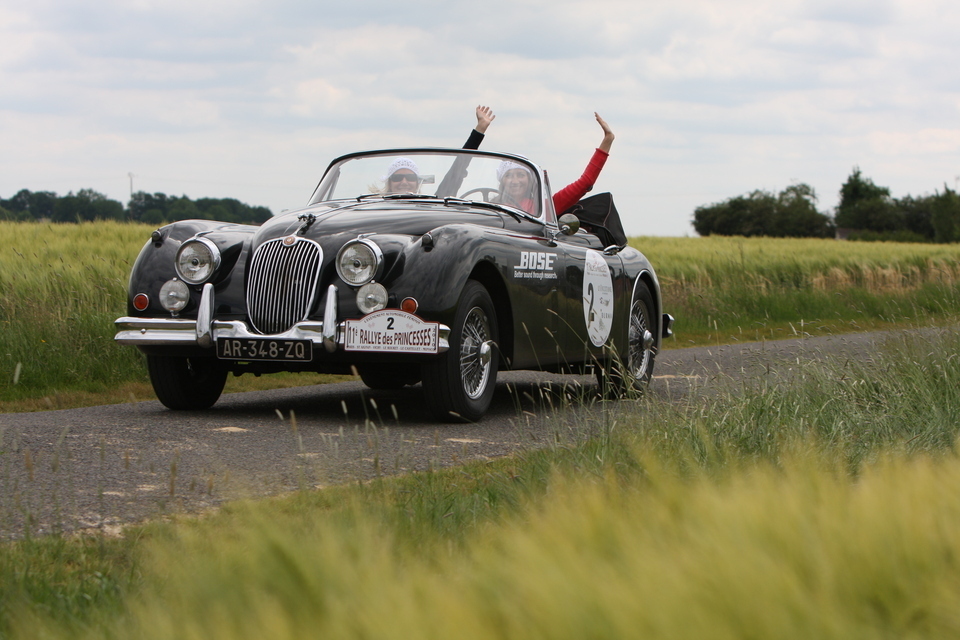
[
  {"left": 126, "top": 220, "right": 256, "bottom": 317},
  {"left": 368, "top": 223, "right": 508, "bottom": 322}
]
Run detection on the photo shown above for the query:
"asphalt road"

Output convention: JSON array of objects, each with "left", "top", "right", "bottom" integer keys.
[{"left": 0, "top": 329, "right": 905, "bottom": 538}]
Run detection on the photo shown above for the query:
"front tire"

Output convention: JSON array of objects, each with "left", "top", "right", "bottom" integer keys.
[
  {"left": 422, "top": 280, "right": 498, "bottom": 422},
  {"left": 597, "top": 281, "right": 657, "bottom": 397},
  {"left": 147, "top": 355, "right": 228, "bottom": 410}
]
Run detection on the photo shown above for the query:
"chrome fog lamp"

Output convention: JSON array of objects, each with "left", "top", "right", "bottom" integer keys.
[
  {"left": 356, "top": 283, "right": 388, "bottom": 314},
  {"left": 336, "top": 239, "right": 382, "bottom": 286},
  {"left": 176, "top": 237, "right": 221, "bottom": 285},
  {"left": 159, "top": 279, "right": 190, "bottom": 314}
]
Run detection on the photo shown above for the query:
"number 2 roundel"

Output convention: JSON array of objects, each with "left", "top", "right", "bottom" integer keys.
[{"left": 582, "top": 250, "right": 614, "bottom": 346}]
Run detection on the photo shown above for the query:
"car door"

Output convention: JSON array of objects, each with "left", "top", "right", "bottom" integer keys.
[
  {"left": 552, "top": 228, "right": 629, "bottom": 366},
  {"left": 490, "top": 224, "right": 566, "bottom": 370}
]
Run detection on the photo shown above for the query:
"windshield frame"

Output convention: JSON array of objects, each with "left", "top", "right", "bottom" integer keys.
[{"left": 307, "top": 148, "right": 557, "bottom": 226}]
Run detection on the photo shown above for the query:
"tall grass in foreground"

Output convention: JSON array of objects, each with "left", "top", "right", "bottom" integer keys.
[
  {"left": 5, "top": 329, "right": 960, "bottom": 637},
  {"left": 89, "top": 455, "right": 960, "bottom": 639}
]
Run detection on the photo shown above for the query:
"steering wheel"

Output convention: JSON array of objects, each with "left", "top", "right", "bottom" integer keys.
[{"left": 459, "top": 187, "right": 500, "bottom": 203}]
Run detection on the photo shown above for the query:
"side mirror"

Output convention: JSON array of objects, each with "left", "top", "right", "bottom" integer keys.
[{"left": 558, "top": 213, "right": 580, "bottom": 236}]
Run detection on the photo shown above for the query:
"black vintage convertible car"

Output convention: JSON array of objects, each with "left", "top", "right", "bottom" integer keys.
[{"left": 115, "top": 148, "right": 672, "bottom": 421}]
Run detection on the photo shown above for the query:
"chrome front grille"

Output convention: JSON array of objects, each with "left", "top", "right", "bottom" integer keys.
[{"left": 246, "top": 237, "right": 323, "bottom": 334}]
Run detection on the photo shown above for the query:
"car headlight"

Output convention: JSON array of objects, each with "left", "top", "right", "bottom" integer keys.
[
  {"left": 336, "top": 239, "right": 382, "bottom": 286},
  {"left": 159, "top": 279, "right": 190, "bottom": 314},
  {"left": 357, "top": 283, "right": 388, "bottom": 314},
  {"left": 176, "top": 237, "right": 221, "bottom": 285}
]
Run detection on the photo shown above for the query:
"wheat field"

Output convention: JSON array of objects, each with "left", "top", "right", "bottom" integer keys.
[{"left": 3, "top": 221, "right": 960, "bottom": 407}]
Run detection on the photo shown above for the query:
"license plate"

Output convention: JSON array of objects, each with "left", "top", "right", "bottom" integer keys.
[
  {"left": 344, "top": 310, "right": 439, "bottom": 354},
  {"left": 216, "top": 338, "right": 313, "bottom": 361}
]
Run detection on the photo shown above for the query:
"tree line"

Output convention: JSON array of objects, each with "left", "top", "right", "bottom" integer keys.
[
  {"left": 0, "top": 189, "right": 273, "bottom": 225},
  {"left": 693, "top": 168, "right": 960, "bottom": 242}
]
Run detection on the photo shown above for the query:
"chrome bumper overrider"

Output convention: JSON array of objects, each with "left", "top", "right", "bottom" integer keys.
[
  {"left": 115, "top": 283, "right": 450, "bottom": 353},
  {"left": 662, "top": 313, "right": 675, "bottom": 339}
]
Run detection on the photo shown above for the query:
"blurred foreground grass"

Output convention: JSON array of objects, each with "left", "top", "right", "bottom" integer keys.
[{"left": 4, "top": 328, "right": 960, "bottom": 638}]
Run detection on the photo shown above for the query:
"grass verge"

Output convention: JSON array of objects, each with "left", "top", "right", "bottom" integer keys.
[{"left": 3, "top": 327, "right": 960, "bottom": 637}]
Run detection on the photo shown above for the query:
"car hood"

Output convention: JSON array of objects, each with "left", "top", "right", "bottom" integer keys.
[{"left": 254, "top": 199, "right": 507, "bottom": 249}]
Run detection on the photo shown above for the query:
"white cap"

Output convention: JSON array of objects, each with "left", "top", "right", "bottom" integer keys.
[
  {"left": 497, "top": 160, "right": 530, "bottom": 182},
  {"left": 383, "top": 157, "right": 420, "bottom": 180}
]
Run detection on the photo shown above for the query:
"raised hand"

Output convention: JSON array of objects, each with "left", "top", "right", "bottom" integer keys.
[
  {"left": 476, "top": 105, "right": 496, "bottom": 134},
  {"left": 595, "top": 112, "right": 614, "bottom": 153}
]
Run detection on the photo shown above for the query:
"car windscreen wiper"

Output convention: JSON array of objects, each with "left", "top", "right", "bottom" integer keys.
[
  {"left": 382, "top": 193, "right": 439, "bottom": 200},
  {"left": 356, "top": 193, "right": 439, "bottom": 202}
]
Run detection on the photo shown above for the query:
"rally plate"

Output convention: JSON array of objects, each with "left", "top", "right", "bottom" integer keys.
[{"left": 344, "top": 310, "right": 439, "bottom": 354}]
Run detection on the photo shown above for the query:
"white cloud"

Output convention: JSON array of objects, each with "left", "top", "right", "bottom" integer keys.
[
  {"left": 1, "top": 0, "right": 959, "bottom": 235},
  {"left": 867, "top": 129, "right": 960, "bottom": 157}
]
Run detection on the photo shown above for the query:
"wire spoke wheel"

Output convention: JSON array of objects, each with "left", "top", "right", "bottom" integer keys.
[
  {"left": 628, "top": 298, "right": 655, "bottom": 381},
  {"left": 597, "top": 280, "right": 657, "bottom": 397},
  {"left": 460, "top": 306, "right": 493, "bottom": 399},
  {"left": 422, "top": 280, "right": 499, "bottom": 422}
]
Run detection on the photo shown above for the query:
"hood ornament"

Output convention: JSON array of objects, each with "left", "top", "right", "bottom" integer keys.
[{"left": 296, "top": 213, "right": 317, "bottom": 235}]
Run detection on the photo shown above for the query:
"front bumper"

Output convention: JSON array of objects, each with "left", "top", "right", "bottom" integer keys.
[{"left": 115, "top": 283, "right": 451, "bottom": 354}]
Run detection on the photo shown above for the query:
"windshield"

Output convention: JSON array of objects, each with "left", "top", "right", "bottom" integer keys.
[{"left": 309, "top": 150, "right": 543, "bottom": 219}]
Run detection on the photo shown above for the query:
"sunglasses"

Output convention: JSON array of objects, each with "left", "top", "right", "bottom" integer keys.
[{"left": 389, "top": 173, "right": 419, "bottom": 183}]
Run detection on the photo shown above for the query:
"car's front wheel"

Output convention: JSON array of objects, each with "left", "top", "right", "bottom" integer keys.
[
  {"left": 146, "top": 355, "right": 228, "bottom": 410},
  {"left": 596, "top": 280, "right": 657, "bottom": 397},
  {"left": 422, "top": 280, "right": 498, "bottom": 422}
]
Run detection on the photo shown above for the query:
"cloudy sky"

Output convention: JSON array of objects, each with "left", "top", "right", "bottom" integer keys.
[{"left": 1, "top": 0, "right": 957, "bottom": 236}]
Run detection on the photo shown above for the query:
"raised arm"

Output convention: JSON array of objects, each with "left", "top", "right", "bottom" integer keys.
[
  {"left": 475, "top": 105, "right": 496, "bottom": 134},
  {"left": 463, "top": 105, "right": 496, "bottom": 150},
  {"left": 596, "top": 112, "right": 614, "bottom": 153},
  {"left": 552, "top": 113, "right": 615, "bottom": 214}
]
